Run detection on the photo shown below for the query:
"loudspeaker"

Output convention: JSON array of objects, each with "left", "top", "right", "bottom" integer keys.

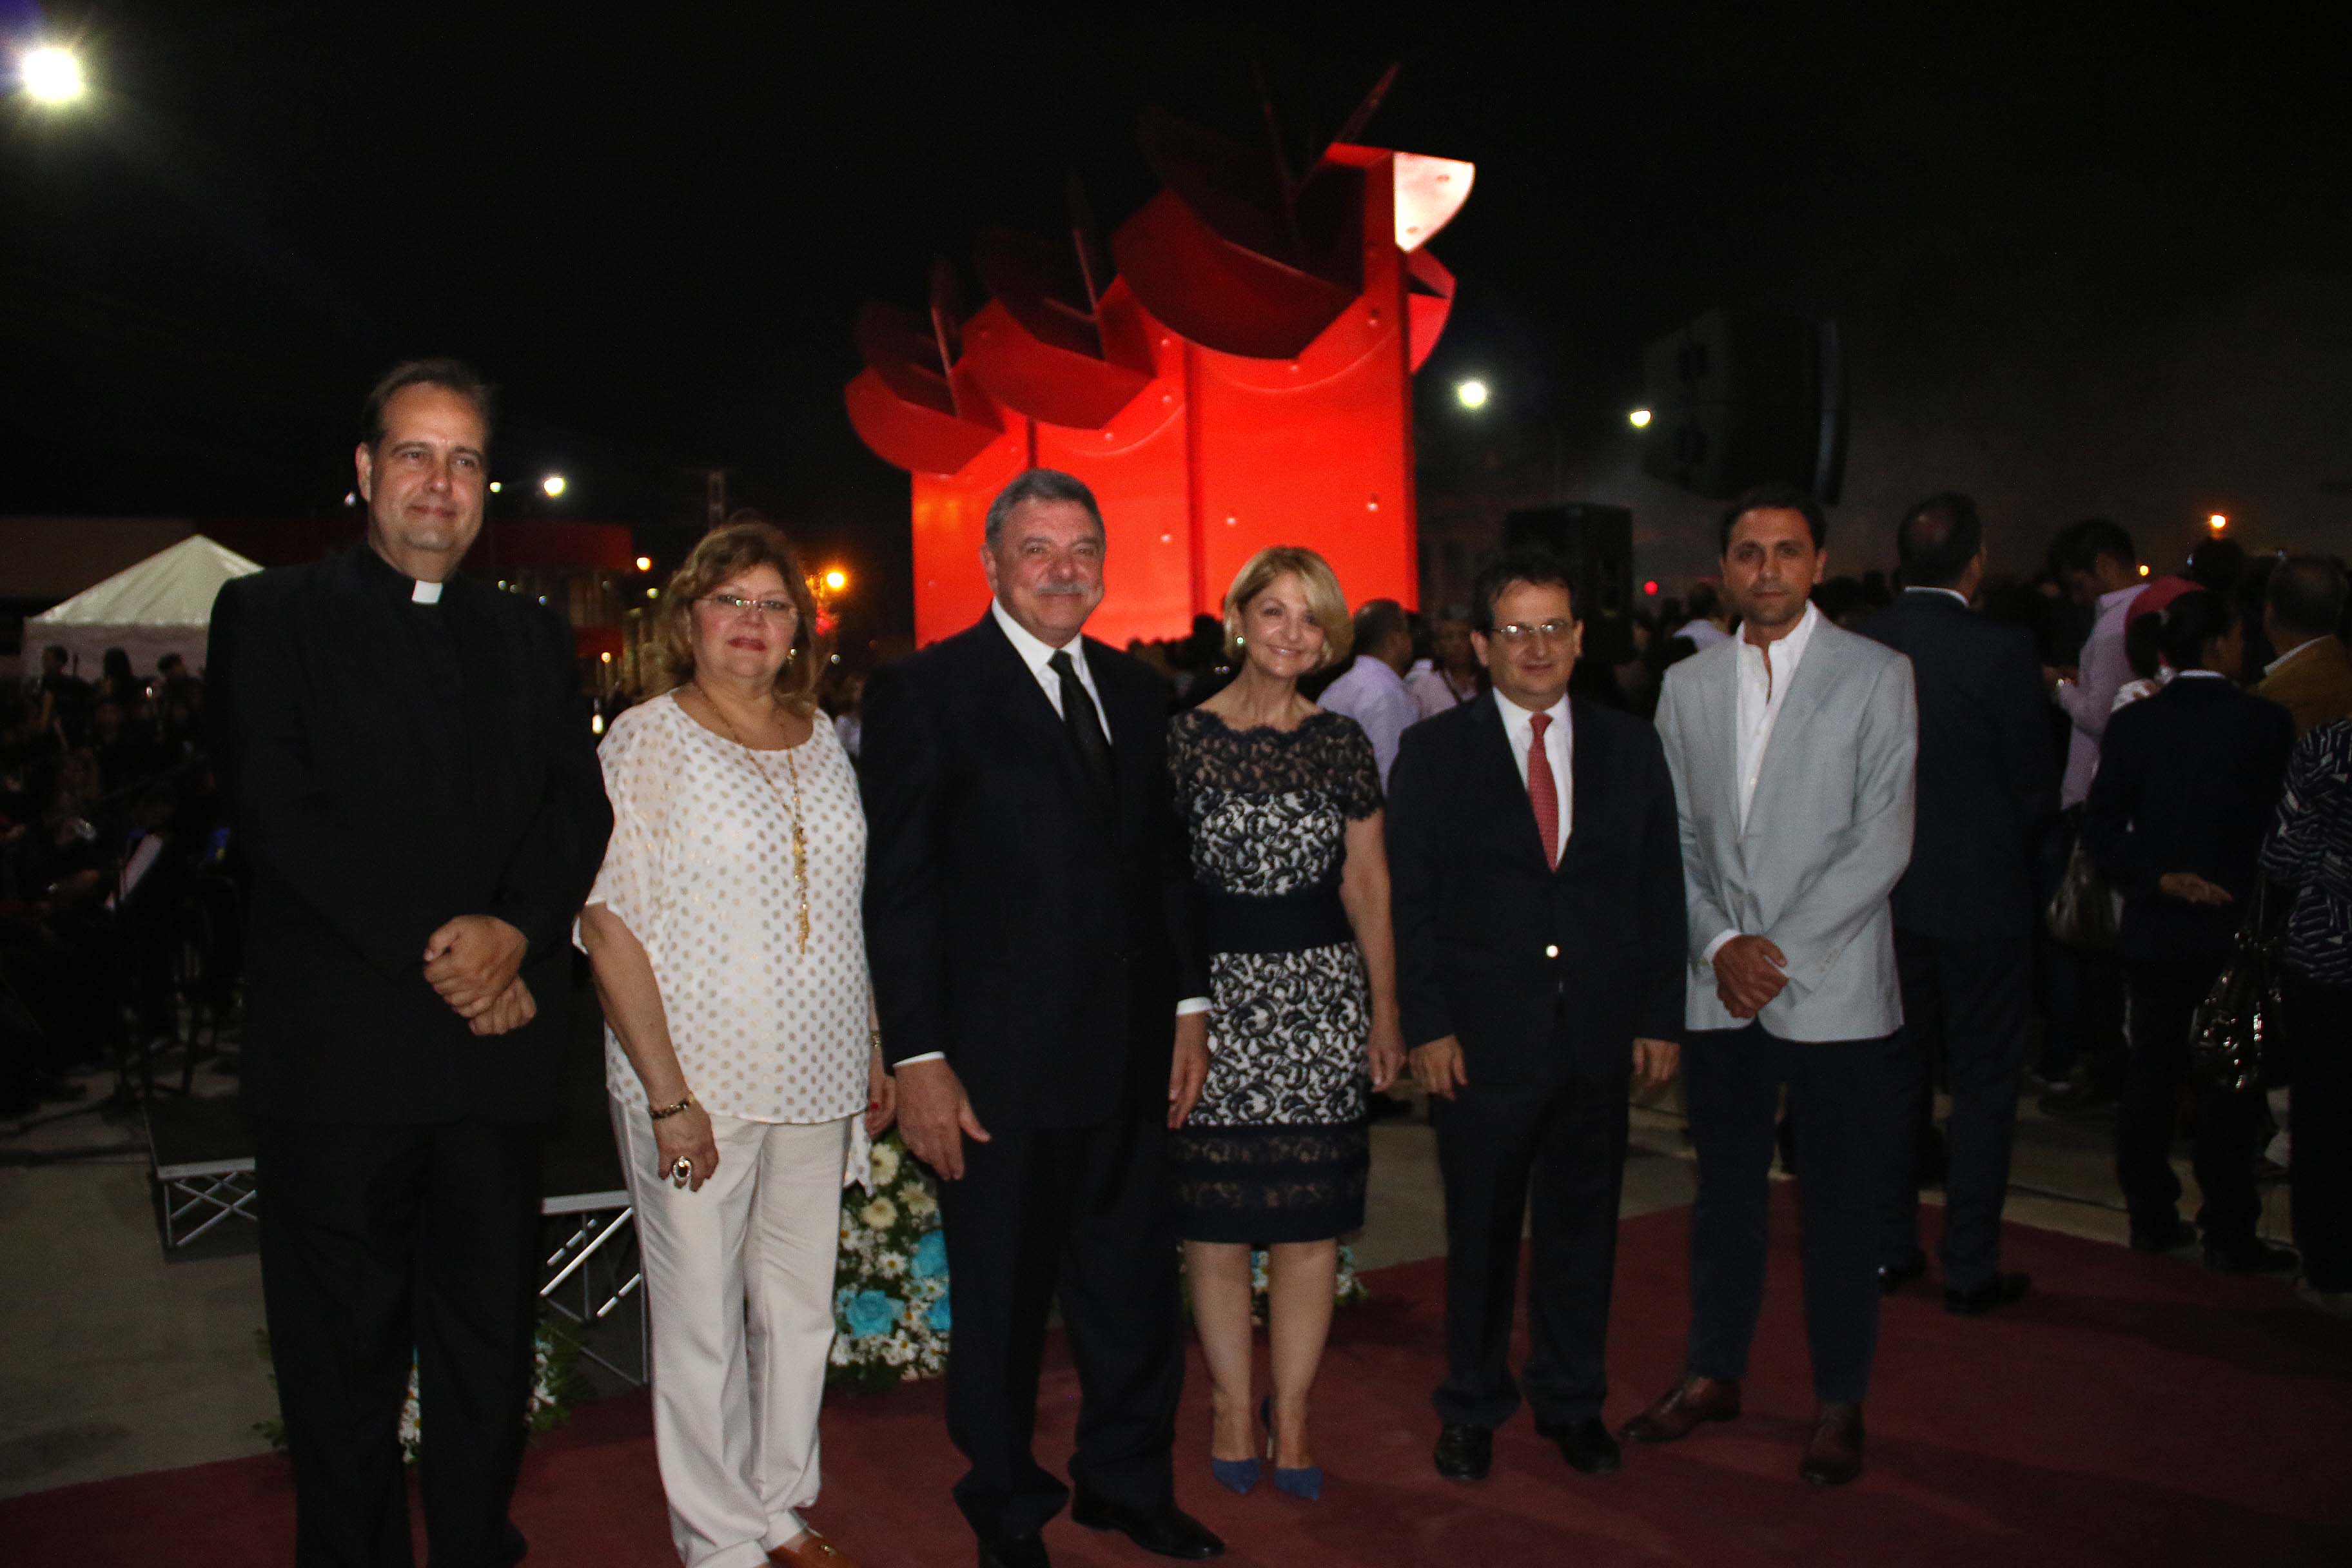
[
  {"left": 1502, "top": 504, "right": 1634, "bottom": 621},
  {"left": 1640, "top": 309, "right": 1847, "bottom": 503}
]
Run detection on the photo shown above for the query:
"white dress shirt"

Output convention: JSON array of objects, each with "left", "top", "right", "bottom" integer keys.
[
  {"left": 1703, "top": 601, "right": 1824, "bottom": 965},
  {"left": 1319, "top": 652, "right": 1421, "bottom": 787},
  {"left": 1494, "top": 689, "right": 1571, "bottom": 850},
  {"left": 1905, "top": 585, "right": 1969, "bottom": 607},
  {"left": 902, "top": 602, "right": 1205, "bottom": 1069},
  {"left": 991, "top": 596, "right": 1104, "bottom": 721},
  {"left": 1676, "top": 618, "right": 1731, "bottom": 651}
]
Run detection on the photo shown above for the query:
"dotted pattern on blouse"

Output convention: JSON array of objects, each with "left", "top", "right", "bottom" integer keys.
[{"left": 582, "top": 692, "right": 870, "bottom": 1124}]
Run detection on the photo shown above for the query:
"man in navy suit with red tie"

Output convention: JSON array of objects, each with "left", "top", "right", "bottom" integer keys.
[{"left": 1387, "top": 550, "right": 1688, "bottom": 1484}]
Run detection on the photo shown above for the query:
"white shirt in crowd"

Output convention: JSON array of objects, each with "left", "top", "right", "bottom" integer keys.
[
  {"left": 2056, "top": 582, "right": 2143, "bottom": 809},
  {"left": 1494, "top": 689, "right": 1572, "bottom": 850},
  {"left": 1701, "top": 600, "right": 1824, "bottom": 965},
  {"left": 1319, "top": 652, "right": 1420, "bottom": 787},
  {"left": 1676, "top": 618, "right": 1731, "bottom": 650},
  {"left": 580, "top": 692, "right": 871, "bottom": 1125},
  {"left": 1407, "top": 663, "right": 1480, "bottom": 720}
]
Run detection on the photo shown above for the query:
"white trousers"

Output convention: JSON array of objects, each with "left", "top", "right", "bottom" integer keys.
[{"left": 615, "top": 1099, "right": 851, "bottom": 1568}]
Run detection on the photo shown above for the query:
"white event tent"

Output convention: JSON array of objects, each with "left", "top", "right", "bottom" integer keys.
[{"left": 25, "top": 533, "right": 262, "bottom": 676}]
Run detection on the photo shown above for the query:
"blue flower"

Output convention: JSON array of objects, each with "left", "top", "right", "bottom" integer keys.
[
  {"left": 926, "top": 1292, "right": 952, "bottom": 1334},
  {"left": 843, "top": 1289, "right": 901, "bottom": 1339},
  {"left": 911, "top": 1231, "right": 948, "bottom": 1280}
]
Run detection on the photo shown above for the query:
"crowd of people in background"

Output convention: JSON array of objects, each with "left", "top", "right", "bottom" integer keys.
[{"left": 1, "top": 642, "right": 228, "bottom": 1115}]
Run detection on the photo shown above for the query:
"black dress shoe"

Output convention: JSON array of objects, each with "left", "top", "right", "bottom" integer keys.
[
  {"left": 1068, "top": 1493, "right": 1222, "bottom": 1560},
  {"left": 1945, "top": 1272, "right": 2032, "bottom": 1316},
  {"left": 2130, "top": 1217, "right": 2197, "bottom": 1255},
  {"left": 2204, "top": 1238, "right": 2298, "bottom": 1276},
  {"left": 1877, "top": 1250, "right": 1928, "bottom": 1295},
  {"left": 978, "top": 1534, "right": 1048, "bottom": 1568},
  {"left": 1538, "top": 1416, "right": 1621, "bottom": 1476},
  {"left": 1433, "top": 1421, "right": 1491, "bottom": 1481}
]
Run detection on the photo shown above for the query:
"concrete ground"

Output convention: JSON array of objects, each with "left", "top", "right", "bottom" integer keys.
[{"left": 0, "top": 1054, "right": 2297, "bottom": 1500}]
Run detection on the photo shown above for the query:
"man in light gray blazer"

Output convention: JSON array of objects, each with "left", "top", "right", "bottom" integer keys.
[{"left": 1622, "top": 483, "right": 1917, "bottom": 1489}]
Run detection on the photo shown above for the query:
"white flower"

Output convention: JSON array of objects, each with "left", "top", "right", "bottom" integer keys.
[
  {"left": 859, "top": 1197, "right": 898, "bottom": 1230},
  {"left": 903, "top": 1188, "right": 937, "bottom": 1219},
  {"left": 869, "top": 1144, "right": 901, "bottom": 1186},
  {"left": 877, "top": 1255, "right": 906, "bottom": 1279}
]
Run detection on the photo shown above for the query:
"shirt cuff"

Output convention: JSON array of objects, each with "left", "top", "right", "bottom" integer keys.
[
  {"left": 894, "top": 1052, "right": 945, "bottom": 1066},
  {"left": 1175, "top": 997, "right": 1210, "bottom": 1016},
  {"left": 1701, "top": 930, "right": 1741, "bottom": 966}
]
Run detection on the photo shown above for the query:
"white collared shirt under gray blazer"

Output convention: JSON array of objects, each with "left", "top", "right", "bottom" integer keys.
[{"left": 1654, "top": 615, "right": 1919, "bottom": 1041}]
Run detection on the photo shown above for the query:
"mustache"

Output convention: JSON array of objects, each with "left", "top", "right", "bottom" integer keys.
[{"left": 1032, "top": 582, "right": 1092, "bottom": 598}]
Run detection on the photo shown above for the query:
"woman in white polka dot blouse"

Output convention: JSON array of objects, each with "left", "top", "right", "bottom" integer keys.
[{"left": 578, "top": 517, "right": 894, "bottom": 1568}]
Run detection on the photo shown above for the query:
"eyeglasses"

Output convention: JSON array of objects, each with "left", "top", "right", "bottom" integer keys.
[
  {"left": 700, "top": 594, "right": 796, "bottom": 618},
  {"left": 1492, "top": 618, "right": 1576, "bottom": 645}
]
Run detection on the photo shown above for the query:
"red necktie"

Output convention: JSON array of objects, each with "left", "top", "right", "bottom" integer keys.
[{"left": 1527, "top": 712, "right": 1560, "bottom": 869}]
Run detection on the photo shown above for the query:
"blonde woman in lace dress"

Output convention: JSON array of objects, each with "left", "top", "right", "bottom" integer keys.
[{"left": 578, "top": 518, "right": 894, "bottom": 1568}]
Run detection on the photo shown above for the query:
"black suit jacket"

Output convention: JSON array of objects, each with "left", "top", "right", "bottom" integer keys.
[
  {"left": 859, "top": 612, "right": 1204, "bottom": 1132},
  {"left": 1859, "top": 590, "right": 2058, "bottom": 940},
  {"left": 2082, "top": 676, "right": 2294, "bottom": 964},
  {"left": 208, "top": 546, "right": 612, "bottom": 1123},
  {"left": 1387, "top": 694, "right": 1685, "bottom": 1081}
]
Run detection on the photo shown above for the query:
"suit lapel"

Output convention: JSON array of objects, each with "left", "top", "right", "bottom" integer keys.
[
  {"left": 1556, "top": 698, "right": 1603, "bottom": 872},
  {"left": 1706, "top": 642, "right": 1747, "bottom": 845},
  {"left": 1471, "top": 692, "right": 1554, "bottom": 871},
  {"left": 973, "top": 614, "right": 1108, "bottom": 830},
  {"left": 1750, "top": 621, "right": 1842, "bottom": 810}
]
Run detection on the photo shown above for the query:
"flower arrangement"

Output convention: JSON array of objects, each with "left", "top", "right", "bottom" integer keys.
[
  {"left": 254, "top": 1313, "right": 588, "bottom": 1463},
  {"left": 827, "top": 1129, "right": 952, "bottom": 1393}
]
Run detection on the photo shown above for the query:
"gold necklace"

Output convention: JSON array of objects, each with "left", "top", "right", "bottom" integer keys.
[{"left": 701, "top": 690, "right": 811, "bottom": 956}]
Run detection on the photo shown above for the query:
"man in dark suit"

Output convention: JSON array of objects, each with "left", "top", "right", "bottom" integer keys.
[
  {"left": 861, "top": 469, "right": 1222, "bottom": 1568},
  {"left": 1859, "top": 493, "right": 2057, "bottom": 1314},
  {"left": 2082, "top": 590, "right": 2297, "bottom": 1272},
  {"left": 209, "top": 360, "right": 611, "bottom": 1568},
  {"left": 1387, "top": 549, "right": 1686, "bottom": 1485}
]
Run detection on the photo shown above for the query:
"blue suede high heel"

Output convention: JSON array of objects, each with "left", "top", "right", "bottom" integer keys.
[
  {"left": 1260, "top": 1396, "right": 1324, "bottom": 1501},
  {"left": 1210, "top": 1453, "right": 1261, "bottom": 1495}
]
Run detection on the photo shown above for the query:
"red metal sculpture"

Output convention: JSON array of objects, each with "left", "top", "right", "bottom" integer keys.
[{"left": 846, "top": 85, "right": 1473, "bottom": 647}]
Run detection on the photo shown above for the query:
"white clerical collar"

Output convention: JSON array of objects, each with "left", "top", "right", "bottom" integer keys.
[
  {"left": 1905, "top": 585, "right": 1970, "bottom": 607},
  {"left": 2171, "top": 668, "right": 2230, "bottom": 681},
  {"left": 411, "top": 579, "right": 444, "bottom": 604},
  {"left": 990, "top": 596, "right": 1081, "bottom": 675}
]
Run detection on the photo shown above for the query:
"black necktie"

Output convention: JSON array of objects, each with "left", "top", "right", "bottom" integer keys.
[{"left": 1049, "top": 649, "right": 1115, "bottom": 804}]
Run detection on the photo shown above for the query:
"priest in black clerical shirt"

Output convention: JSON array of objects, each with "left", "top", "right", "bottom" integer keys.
[{"left": 208, "top": 360, "right": 611, "bottom": 1568}]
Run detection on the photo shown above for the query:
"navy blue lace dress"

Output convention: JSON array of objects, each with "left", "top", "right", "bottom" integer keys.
[{"left": 1167, "top": 708, "right": 1383, "bottom": 1244}]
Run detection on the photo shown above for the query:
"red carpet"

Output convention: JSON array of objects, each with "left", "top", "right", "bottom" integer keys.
[{"left": 10, "top": 1197, "right": 2351, "bottom": 1566}]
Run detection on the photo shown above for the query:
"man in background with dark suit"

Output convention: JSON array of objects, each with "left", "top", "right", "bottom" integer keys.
[
  {"left": 861, "top": 469, "right": 1222, "bottom": 1568},
  {"left": 1388, "top": 549, "right": 1685, "bottom": 1485},
  {"left": 210, "top": 360, "right": 611, "bottom": 1568},
  {"left": 1860, "top": 493, "right": 2057, "bottom": 1314}
]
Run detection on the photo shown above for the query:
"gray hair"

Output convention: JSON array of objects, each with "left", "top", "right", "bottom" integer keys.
[{"left": 984, "top": 468, "right": 1106, "bottom": 552}]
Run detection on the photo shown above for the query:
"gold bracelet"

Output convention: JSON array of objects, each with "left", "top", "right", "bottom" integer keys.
[
  {"left": 869, "top": 1029, "right": 883, "bottom": 1052},
  {"left": 648, "top": 1094, "right": 695, "bottom": 1121}
]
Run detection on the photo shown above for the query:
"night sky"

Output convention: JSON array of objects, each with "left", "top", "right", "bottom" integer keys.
[{"left": 6, "top": 4, "right": 2347, "bottom": 628}]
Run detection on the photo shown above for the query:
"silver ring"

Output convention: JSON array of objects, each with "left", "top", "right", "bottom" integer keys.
[{"left": 671, "top": 1155, "right": 693, "bottom": 1184}]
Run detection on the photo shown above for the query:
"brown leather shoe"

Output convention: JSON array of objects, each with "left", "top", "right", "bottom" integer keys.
[
  {"left": 1798, "top": 1402, "right": 1864, "bottom": 1486},
  {"left": 770, "top": 1531, "right": 863, "bottom": 1567},
  {"left": 1619, "top": 1375, "right": 1741, "bottom": 1444}
]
